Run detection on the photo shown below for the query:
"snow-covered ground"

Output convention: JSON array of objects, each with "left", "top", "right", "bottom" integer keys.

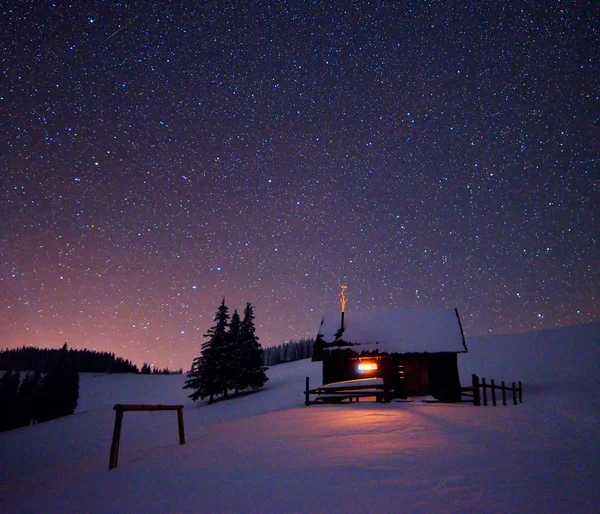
[{"left": 1, "top": 323, "right": 599, "bottom": 513}]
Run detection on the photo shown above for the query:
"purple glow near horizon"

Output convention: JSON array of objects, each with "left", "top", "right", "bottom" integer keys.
[{"left": 1, "top": 2, "right": 598, "bottom": 369}]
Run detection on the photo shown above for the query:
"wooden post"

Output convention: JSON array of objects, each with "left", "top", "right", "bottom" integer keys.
[
  {"left": 472, "top": 374, "right": 480, "bottom": 406},
  {"left": 518, "top": 381, "right": 523, "bottom": 403},
  {"left": 109, "top": 409, "right": 124, "bottom": 470},
  {"left": 502, "top": 381, "right": 507, "bottom": 406},
  {"left": 177, "top": 407, "right": 185, "bottom": 444},
  {"left": 491, "top": 379, "right": 497, "bottom": 406},
  {"left": 305, "top": 377, "right": 310, "bottom": 406},
  {"left": 512, "top": 382, "right": 517, "bottom": 405},
  {"left": 482, "top": 377, "right": 488, "bottom": 406}
]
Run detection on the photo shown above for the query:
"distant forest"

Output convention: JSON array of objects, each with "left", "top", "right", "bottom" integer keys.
[
  {"left": 0, "top": 343, "right": 80, "bottom": 432},
  {"left": 0, "top": 346, "right": 181, "bottom": 374},
  {"left": 0, "top": 339, "right": 313, "bottom": 376},
  {"left": 262, "top": 339, "right": 314, "bottom": 366}
]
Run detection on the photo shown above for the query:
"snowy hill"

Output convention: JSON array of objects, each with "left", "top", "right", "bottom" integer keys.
[
  {"left": 461, "top": 322, "right": 600, "bottom": 392},
  {"left": 1, "top": 323, "right": 599, "bottom": 513}
]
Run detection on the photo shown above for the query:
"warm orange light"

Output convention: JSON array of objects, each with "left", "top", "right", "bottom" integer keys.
[
  {"left": 340, "top": 285, "right": 348, "bottom": 312},
  {"left": 357, "top": 362, "right": 378, "bottom": 372}
]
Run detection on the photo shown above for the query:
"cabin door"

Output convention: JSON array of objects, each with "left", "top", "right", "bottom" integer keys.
[{"left": 392, "top": 356, "right": 406, "bottom": 399}]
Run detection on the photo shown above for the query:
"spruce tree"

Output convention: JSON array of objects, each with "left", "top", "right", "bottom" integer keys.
[
  {"left": 237, "top": 302, "right": 268, "bottom": 392},
  {"left": 16, "top": 371, "right": 41, "bottom": 427},
  {"left": 228, "top": 309, "right": 242, "bottom": 395},
  {"left": 36, "top": 343, "right": 79, "bottom": 422},
  {"left": 184, "top": 299, "right": 230, "bottom": 403},
  {"left": 0, "top": 370, "right": 20, "bottom": 432}
]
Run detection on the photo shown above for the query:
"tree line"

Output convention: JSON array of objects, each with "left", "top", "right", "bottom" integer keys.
[
  {"left": 140, "top": 363, "right": 183, "bottom": 374},
  {"left": 0, "top": 346, "right": 139, "bottom": 373},
  {"left": 0, "top": 346, "right": 182, "bottom": 375},
  {"left": 262, "top": 339, "right": 314, "bottom": 366},
  {"left": 0, "top": 343, "right": 79, "bottom": 432},
  {"left": 184, "top": 300, "right": 268, "bottom": 403}
]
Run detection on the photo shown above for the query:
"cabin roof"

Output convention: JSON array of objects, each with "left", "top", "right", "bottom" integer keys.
[{"left": 317, "top": 308, "right": 467, "bottom": 354}]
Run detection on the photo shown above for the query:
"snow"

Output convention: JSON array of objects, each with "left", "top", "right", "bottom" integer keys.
[
  {"left": 317, "top": 308, "right": 467, "bottom": 353},
  {"left": 1, "top": 323, "right": 599, "bottom": 513}
]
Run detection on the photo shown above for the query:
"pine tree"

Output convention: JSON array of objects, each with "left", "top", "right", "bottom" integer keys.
[
  {"left": 36, "top": 343, "right": 79, "bottom": 422},
  {"left": 0, "top": 370, "right": 20, "bottom": 432},
  {"left": 16, "top": 371, "right": 41, "bottom": 427},
  {"left": 184, "top": 299, "right": 230, "bottom": 403},
  {"left": 237, "top": 302, "right": 268, "bottom": 392},
  {"left": 228, "top": 309, "right": 242, "bottom": 395}
]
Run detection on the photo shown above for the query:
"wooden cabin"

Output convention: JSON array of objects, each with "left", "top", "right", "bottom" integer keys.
[{"left": 312, "top": 308, "right": 468, "bottom": 402}]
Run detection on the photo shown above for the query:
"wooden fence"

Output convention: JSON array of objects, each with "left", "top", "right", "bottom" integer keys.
[
  {"left": 461, "top": 374, "right": 523, "bottom": 406},
  {"left": 109, "top": 404, "right": 185, "bottom": 470}
]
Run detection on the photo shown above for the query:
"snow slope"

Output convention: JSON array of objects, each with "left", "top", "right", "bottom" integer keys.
[{"left": 1, "top": 323, "right": 599, "bottom": 513}]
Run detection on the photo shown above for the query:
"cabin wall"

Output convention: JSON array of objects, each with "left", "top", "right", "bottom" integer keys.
[
  {"left": 395, "top": 353, "right": 461, "bottom": 401},
  {"left": 323, "top": 356, "right": 356, "bottom": 384},
  {"left": 322, "top": 355, "right": 387, "bottom": 384},
  {"left": 428, "top": 353, "right": 462, "bottom": 402},
  {"left": 393, "top": 356, "right": 428, "bottom": 397},
  {"left": 321, "top": 352, "right": 462, "bottom": 402}
]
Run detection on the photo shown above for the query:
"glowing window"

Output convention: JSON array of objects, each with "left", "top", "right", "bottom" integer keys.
[{"left": 357, "top": 362, "right": 378, "bottom": 372}]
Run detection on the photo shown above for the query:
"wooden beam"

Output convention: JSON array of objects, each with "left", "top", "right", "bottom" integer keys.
[
  {"left": 177, "top": 408, "right": 185, "bottom": 444},
  {"left": 311, "top": 384, "right": 390, "bottom": 393},
  {"left": 472, "top": 374, "right": 480, "bottom": 406},
  {"left": 482, "top": 377, "right": 488, "bottom": 406},
  {"left": 518, "top": 381, "right": 523, "bottom": 403},
  {"left": 109, "top": 409, "right": 124, "bottom": 470},
  {"left": 114, "top": 404, "right": 183, "bottom": 412},
  {"left": 305, "top": 377, "right": 310, "bottom": 406}
]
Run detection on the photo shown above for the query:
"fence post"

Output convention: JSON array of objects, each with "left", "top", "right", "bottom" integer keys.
[
  {"left": 472, "top": 374, "right": 480, "bottom": 406},
  {"left": 502, "top": 381, "right": 507, "bottom": 406},
  {"left": 109, "top": 408, "right": 124, "bottom": 470},
  {"left": 305, "top": 377, "right": 310, "bottom": 406},
  {"left": 177, "top": 407, "right": 186, "bottom": 444},
  {"left": 518, "top": 381, "right": 523, "bottom": 404},
  {"left": 512, "top": 382, "right": 517, "bottom": 405},
  {"left": 481, "top": 378, "right": 488, "bottom": 406},
  {"left": 491, "top": 379, "right": 497, "bottom": 406}
]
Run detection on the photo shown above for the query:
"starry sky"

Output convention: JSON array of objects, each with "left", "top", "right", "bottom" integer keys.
[{"left": 1, "top": 1, "right": 598, "bottom": 371}]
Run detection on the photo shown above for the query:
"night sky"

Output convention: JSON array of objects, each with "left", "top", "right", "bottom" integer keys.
[{"left": 2, "top": 1, "right": 598, "bottom": 371}]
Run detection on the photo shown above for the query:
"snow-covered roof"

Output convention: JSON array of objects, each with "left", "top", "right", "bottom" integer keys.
[{"left": 317, "top": 308, "right": 467, "bottom": 354}]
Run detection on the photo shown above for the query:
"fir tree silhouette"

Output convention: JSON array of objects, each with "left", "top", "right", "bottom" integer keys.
[{"left": 184, "top": 299, "right": 230, "bottom": 403}]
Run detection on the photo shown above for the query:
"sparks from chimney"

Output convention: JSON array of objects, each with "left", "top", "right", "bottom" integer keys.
[{"left": 340, "top": 285, "right": 348, "bottom": 312}]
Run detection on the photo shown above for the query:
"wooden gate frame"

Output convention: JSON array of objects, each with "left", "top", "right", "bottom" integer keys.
[{"left": 109, "top": 404, "right": 185, "bottom": 470}]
